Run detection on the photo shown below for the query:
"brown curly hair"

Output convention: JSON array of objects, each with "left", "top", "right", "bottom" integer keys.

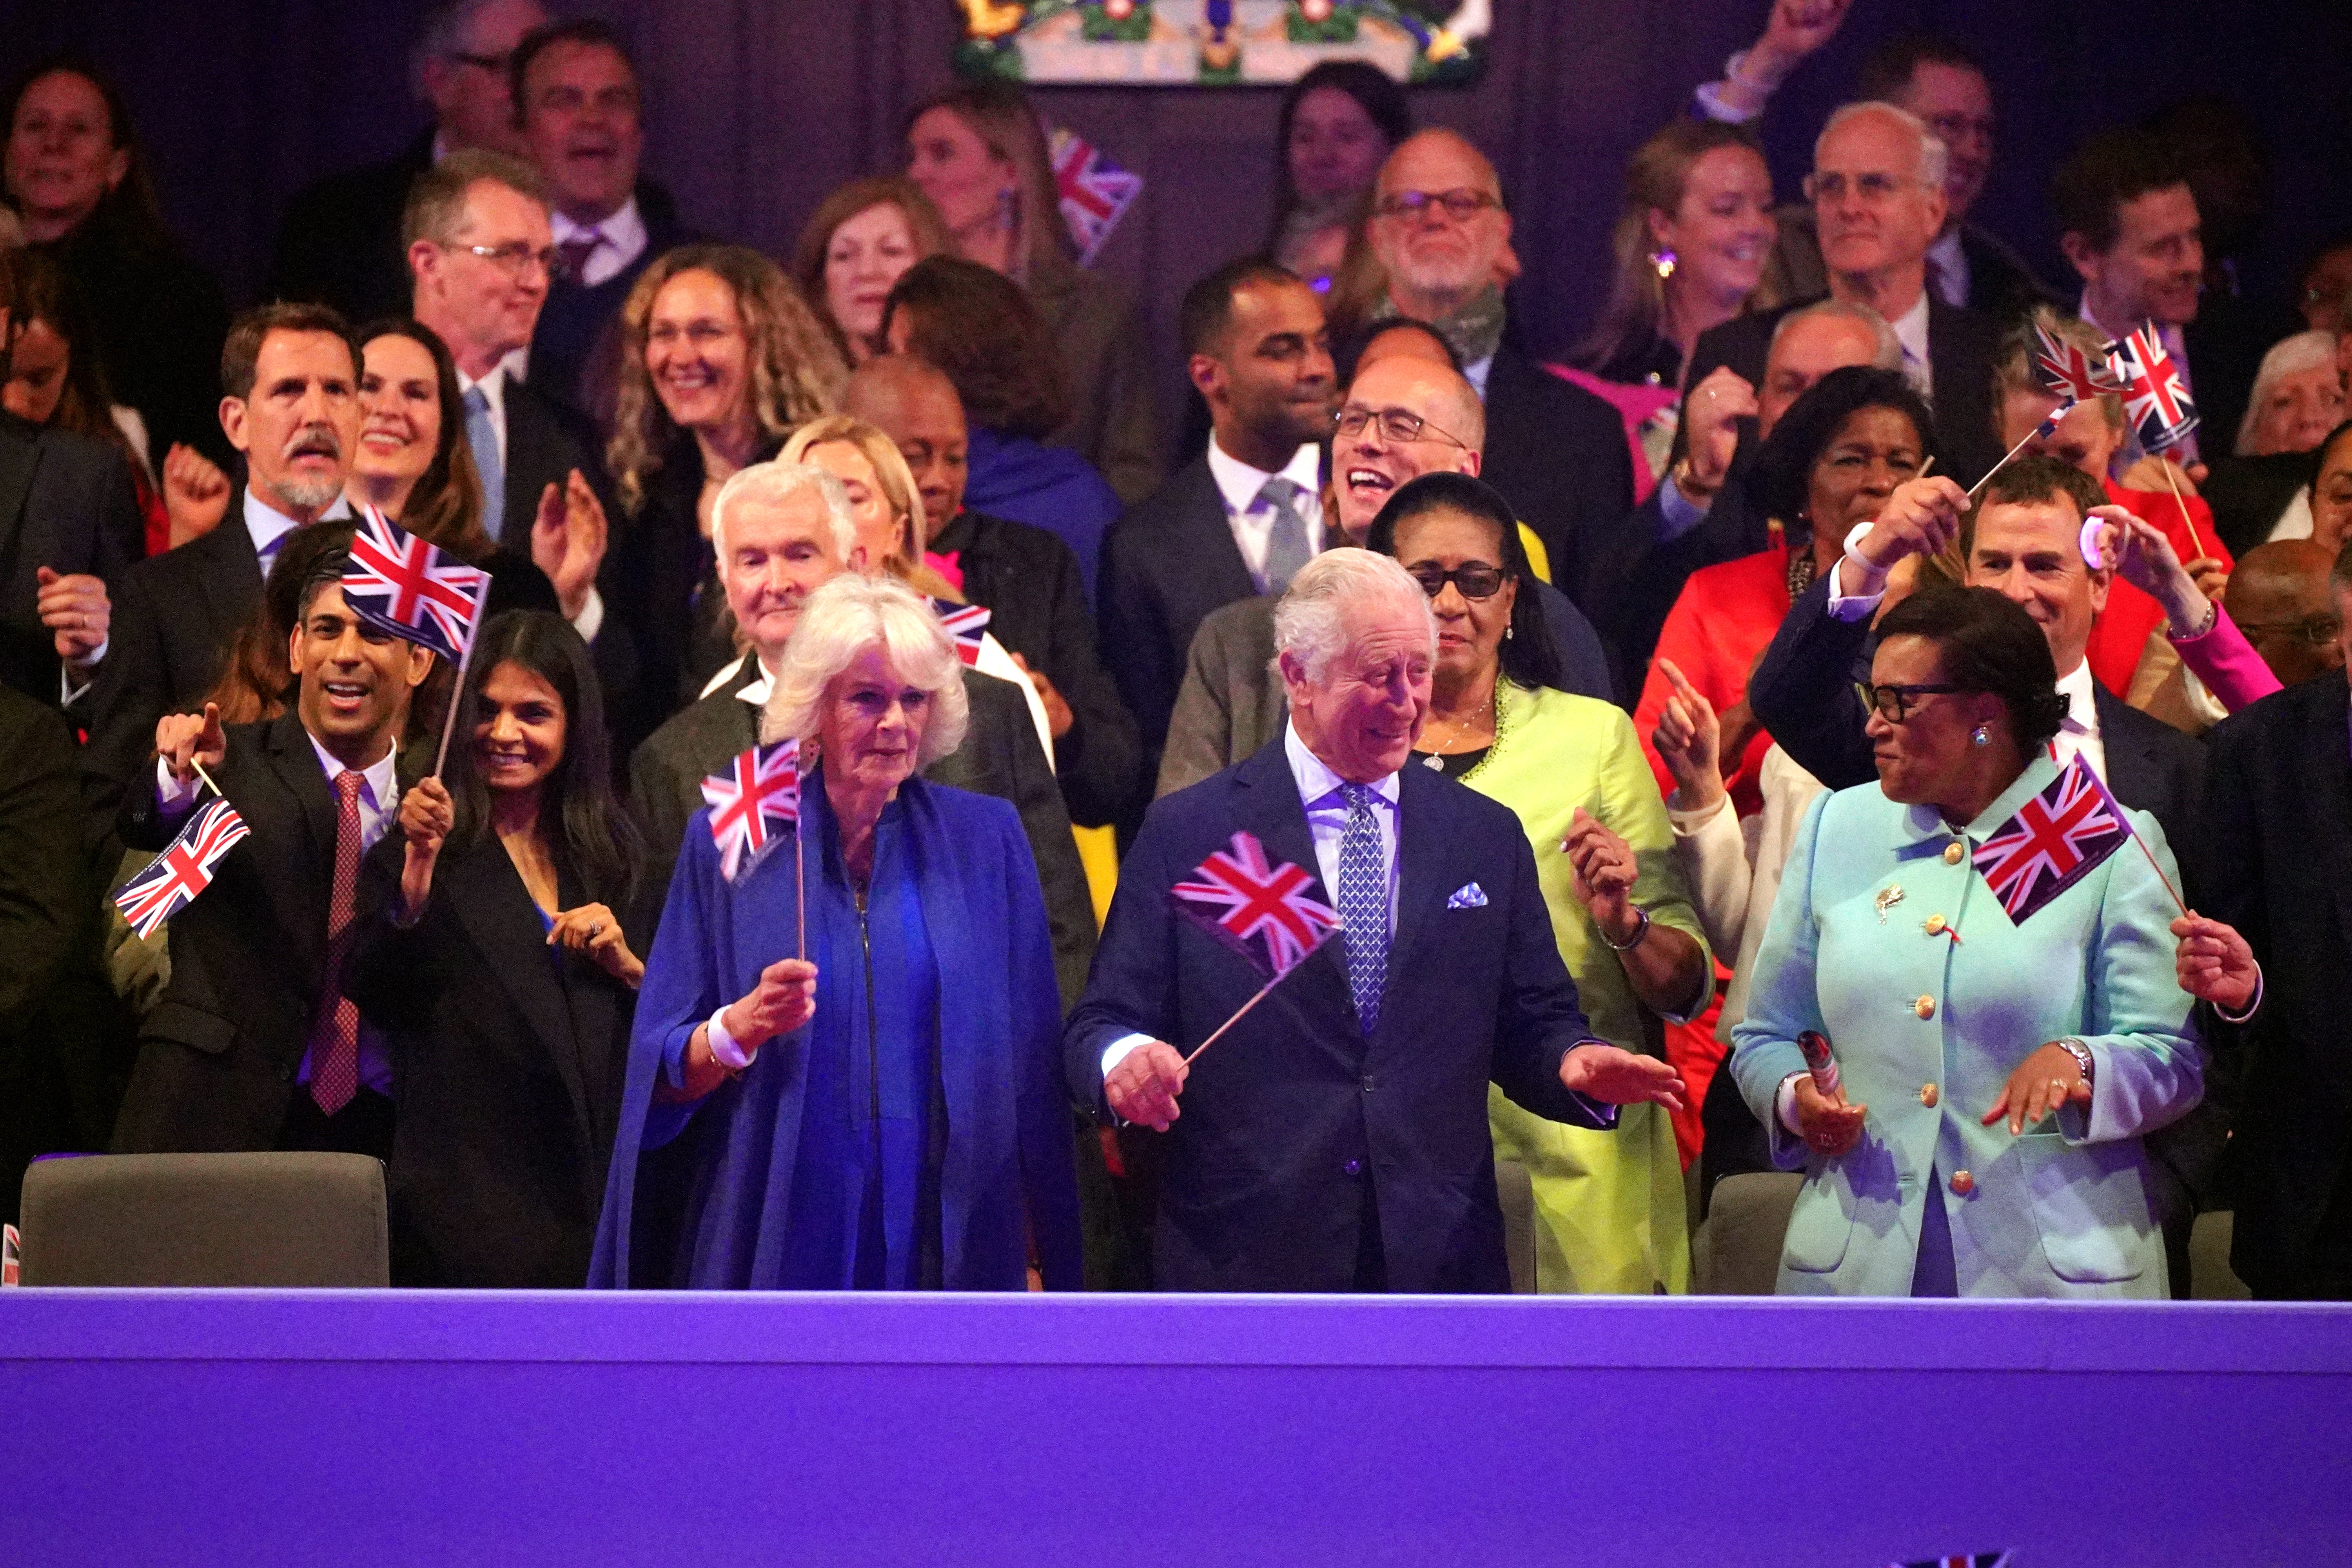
[
  {"left": 789, "top": 177, "right": 953, "bottom": 364},
  {"left": 605, "top": 243, "right": 847, "bottom": 514}
]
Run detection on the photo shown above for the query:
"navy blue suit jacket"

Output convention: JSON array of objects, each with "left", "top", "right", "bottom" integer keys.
[{"left": 1064, "top": 736, "right": 1613, "bottom": 1293}]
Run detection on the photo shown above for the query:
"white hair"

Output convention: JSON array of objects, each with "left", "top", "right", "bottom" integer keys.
[
  {"left": 1770, "top": 298, "right": 1905, "bottom": 372},
  {"left": 1271, "top": 548, "right": 1436, "bottom": 686},
  {"left": 1816, "top": 100, "right": 1950, "bottom": 194},
  {"left": 761, "top": 572, "right": 969, "bottom": 765},
  {"left": 2236, "top": 330, "right": 2343, "bottom": 456},
  {"left": 710, "top": 460, "right": 857, "bottom": 568}
]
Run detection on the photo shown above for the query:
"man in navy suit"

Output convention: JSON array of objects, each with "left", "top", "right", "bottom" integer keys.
[{"left": 1065, "top": 549, "right": 1683, "bottom": 1293}]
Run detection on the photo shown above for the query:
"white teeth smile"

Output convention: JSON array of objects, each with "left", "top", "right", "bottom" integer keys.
[{"left": 1348, "top": 470, "right": 1392, "bottom": 489}]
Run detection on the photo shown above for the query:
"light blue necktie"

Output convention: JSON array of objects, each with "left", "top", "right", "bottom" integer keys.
[
  {"left": 255, "top": 527, "right": 290, "bottom": 581},
  {"left": 464, "top": 383, "right": 506, "bottom": 544},
  {"left": 1258, "top": 475, "right": 1311, "bottom": 593},
  {"left": 1336, "top": 784, "right": 1390, "bottom": 1036}
]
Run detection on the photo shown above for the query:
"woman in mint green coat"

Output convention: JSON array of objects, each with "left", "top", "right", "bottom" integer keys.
[{"left": 1730, "top": 586, "right": 2203, "bottom": 1298}]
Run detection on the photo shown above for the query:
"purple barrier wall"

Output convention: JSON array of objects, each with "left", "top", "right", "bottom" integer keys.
[{"left": 4, "top": 1291, "right": 2347, "bottom": 1565}]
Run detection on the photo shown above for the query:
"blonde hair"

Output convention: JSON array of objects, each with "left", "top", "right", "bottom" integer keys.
[
  {"left": 906, "top": 80, "right": 1070, "bottom": 286},
  {"left": 762, "top": 572, "right": 969, "bottom": 765},
  {"left": 780, "top": 414, "right": 960, "bottom": 600},
  {"left": 1574, "top": 119, "right": 1775, "bottom": 373},
  {"left": 606, "top": 243, "right": 848, "bottom": 514},
  {"left": 1272, "top": 548, "right": 1434, "bottom": 686},
  {"left": 2237, "top": 330, "right": 2341, "bottom": 456}
]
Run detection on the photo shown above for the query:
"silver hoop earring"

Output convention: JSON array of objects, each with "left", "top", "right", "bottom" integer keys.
[{"left": 1970, "top": 724, "right": 1992, "bottom": 747}]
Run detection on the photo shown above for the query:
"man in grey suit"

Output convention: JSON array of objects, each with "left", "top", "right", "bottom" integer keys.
[{"left": 628, "top": 460, "right": 1096, "bottom": 1010}]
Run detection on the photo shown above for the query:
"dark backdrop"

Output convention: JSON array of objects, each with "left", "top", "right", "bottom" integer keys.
[{"left": 9, "top": 0, "right": 2348, "bottom": 452}]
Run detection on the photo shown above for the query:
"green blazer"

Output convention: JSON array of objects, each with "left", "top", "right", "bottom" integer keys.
[{"left": 1730, "top": 755, "right": 2204, "bottom": 1299}]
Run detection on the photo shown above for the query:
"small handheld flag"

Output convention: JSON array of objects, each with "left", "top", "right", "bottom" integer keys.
[
  {"left": 114, "top": 798, "right": 251, "bottom": 938},
  {"left": 1048, "top": 125, "right": 1142, "bottom": 267},
  {"left": 1171, "top": 831, "right": 1342, "bottom": 981},
  {"left": 2030, "top": 322, "right": 2122, "bottom": 406},
  {"left": 1971, "top": 755, "right": 2132, "bottom": 925},
  {"left": 701, "top": 740, "right": 801, "bottom": 884},
  {"left": 341, "top": 506, "right": 492, "bottom": 666},
  {"left": 2110, "top": 323, "right": 2200, "bottom": 453},
  {"left": 931, "top": 599, "right": 992, "bottom": 667}
]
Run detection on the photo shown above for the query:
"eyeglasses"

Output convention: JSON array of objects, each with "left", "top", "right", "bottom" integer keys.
[
  {"left": 1408, "top": 563, "right": 1510, "bottom": 600},
  {"left": 454, "top": 241, "right": 558, "bottom": 277},
  {"left": 1372, "top": 187, "right": 1501, "bottom": 222},
  {"left": 1855, "top": 681, "right": 1965, "bottom": 723},
  {"left": 2234, "top": 613, "right": 2343, "bottom": 648},
  {"left": 1333, "top": 405, "right": 1471, "bottom": 449},
  {"left": 1802, "top": 171, "right": 1922, "bottom": 205}
]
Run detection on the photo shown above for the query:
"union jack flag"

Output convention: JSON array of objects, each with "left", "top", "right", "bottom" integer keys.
[
  {"left": 1171, "top": 831, "right": 1342, "bottom": 980},
  {"left": 701, "top": 739, "right": 800, "bottom": 883},
  {"left": 2110, "top": 323, "right": 2200, "bottom": 452},
  {"left": 341, "top": 506, "right": 492, "bottom": 665},
  {"left": 1972, "top": 756, "right": 2131, "bottom": 924},
  {"left": 931, "top": 599, "right": 991, "bottom": 667},
  {"left": 1047, "top": 125, "right": 1142, "bottom": 267},
  {"left": 113, "top": 798, "right": 252, "bottom": 938},
  {"left": 2031, "top": 321, "right": 2122, "bottom": 405}
]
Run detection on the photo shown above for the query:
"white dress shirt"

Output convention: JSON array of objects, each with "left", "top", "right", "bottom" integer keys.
[
  {"left": 1890, "top": 289, "right": 1933, "bottom": 398},
  {"left": 1205, "top": 436, "right": 1324, "bottom": 582},
  {"left": 1461, "top": 354, "right": 1494, "bottom": 401},
  {"left": 1102, "top": 721, "right": 1397, "bottom": 1078},
  {"left": 552, "top": 197, "right": 648, "bottom": 289}
]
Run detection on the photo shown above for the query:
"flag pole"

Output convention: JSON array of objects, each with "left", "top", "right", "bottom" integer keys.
[
  {"left": 795, "top": 814, "right": 807, "bottom": 964},
  {"left": 2154, "top": 456, "right": 2208, "bottom": 563},
  {"left": 1964, "top": 403, "right": 2070, "bottom": 503},
  {"left": 189, "top": 757, "right": 223, "bottom": 801},
  {"left": 1183, "top": 971, "right": 1286, "bottom": 1067},
  {"left": 430, "top": 612, "right": 483, "bottom": 779}
]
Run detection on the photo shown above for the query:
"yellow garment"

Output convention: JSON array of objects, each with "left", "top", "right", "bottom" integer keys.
[
  {"left": 1460, "top": 682, "right": 1704, "bottom": 1294},
  {"left": 1515, "top": 522, "right": 1552, "bottom": 584},
  {"left": 1074, "top": 823, "right": 1117, "bottom": 928}
]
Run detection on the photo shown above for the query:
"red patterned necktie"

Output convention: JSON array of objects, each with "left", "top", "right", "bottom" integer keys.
[
  {"left": 307, "top": 770, "right": 365, "bottom": 1116},
  {"left": 555, "top": 232, "right": 601, "bottom": 285}
]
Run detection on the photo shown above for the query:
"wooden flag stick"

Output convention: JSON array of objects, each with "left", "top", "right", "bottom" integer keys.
[
  {"left": 190, "top": 757, "right": 224, "bottom": 801},
  {"left": 1183, "top": 970, "right": 1287, "bottom": 1067},
  {"left": 1964, "top": 409, "right": 2065, "bottom": 503},
  {"left": 2155, "top": 456, "right": 2208, "bottom": 563},
  {"left": 795, "top": 816, "right": 807, "bottom": 964},
  {"left": 430, "top": 616, "right": 483, "bottom": 779},
  {"left": 2129, "top": 828, "right": 2191, "bottom": 921}
]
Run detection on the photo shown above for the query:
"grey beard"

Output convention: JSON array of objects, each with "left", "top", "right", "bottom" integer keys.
[{"left": 267, "top": 472, "right": 345, "bottom": 514}]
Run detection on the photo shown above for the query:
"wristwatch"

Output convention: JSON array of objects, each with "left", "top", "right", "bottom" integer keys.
[{"left": 2054, "top": 1037, "right": 2095, "bottom": 1091}]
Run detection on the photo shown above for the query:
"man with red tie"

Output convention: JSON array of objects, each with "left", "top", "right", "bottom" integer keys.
[{"left": 112, "top": 536, "right": 434, "bottom": 1159}]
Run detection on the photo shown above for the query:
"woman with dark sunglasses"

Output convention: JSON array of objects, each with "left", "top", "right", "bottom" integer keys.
[{"left": 1367, "top": 472, "right": 1711, "bottom": 1294}]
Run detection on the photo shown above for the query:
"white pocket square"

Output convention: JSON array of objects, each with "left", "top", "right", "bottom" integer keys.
[{"left": 1446, "top": 882, "right": 1488, "bottom": 909}]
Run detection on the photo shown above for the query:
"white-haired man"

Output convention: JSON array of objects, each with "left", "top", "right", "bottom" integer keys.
[
  {"left": 1683, "top": 102, "right": 2005, "bottom": 487},
  {"left": 1066, "top": 548, "right": 1684, "bottom": 1293},
  {"left": 626, "top": 461, "right": 1098, "bottom": 1008}
]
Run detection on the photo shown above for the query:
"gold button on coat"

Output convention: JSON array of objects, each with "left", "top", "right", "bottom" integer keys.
[
  {"left": 1942, "top": 842, "right": 1965, "bottom": 865},
  {"left": 1914, "top": 995, "right": 1936, "bottom": 1020},
  {"left": 1920, "top": 1083, "right": 1939, "bottom": 1107},
  {"left": 1950, "top": 1169, "right": 1975, "bottom": 1195},
  {"left": 1923, "top": 914, "right": 1946, "bottom": 935}
]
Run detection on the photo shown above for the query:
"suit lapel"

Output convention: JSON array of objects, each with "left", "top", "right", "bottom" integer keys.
[
  {"left": 196, "top": 494, "right": 266, "bottom": 650},
  {"left": 445, "top": 839, "right": 595, "bottom": 1147},
  {"left": 262, "top": 710, "right": 340, "bottom": 869},
  {"left": 1180, "top": 459, "right": 1258, "bottom": 604},
  {"left": 2093, "top": 688, "right": 2161, "bottom": 818},
  {"left": 0, "top": 418, "right": 40, "bottom": 585},
  {"left": 1383, "top": 762, "right": 1454, "bottom": 991}
]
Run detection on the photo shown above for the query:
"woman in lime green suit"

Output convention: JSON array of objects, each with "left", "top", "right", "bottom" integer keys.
[
  {"left": 1730, "top": 586, "right": 2203, "bottom": 1298},
  {"left": 1372, "top": 475, "right": 1713, "bottom": 1293}
]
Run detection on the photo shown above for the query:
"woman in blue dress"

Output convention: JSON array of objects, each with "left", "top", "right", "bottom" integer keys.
[{"left": 591, "top": 572, "right": 1082, "bottom": 1289}]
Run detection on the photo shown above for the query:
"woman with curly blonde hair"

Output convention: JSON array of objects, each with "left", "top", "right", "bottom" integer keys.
[{"left": 602, "top": 244, "right": 848, "bottom": 744}]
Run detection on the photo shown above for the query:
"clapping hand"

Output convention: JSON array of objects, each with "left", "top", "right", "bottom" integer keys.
[
  {"left": 1560, "top": 1043, "right": 1687, "bottom": 1115},
  {"left": 2170, "top": 913, "right": 2259, "bottom": 1014},
  {"left": 1790, "top": 1073, "right": 1867, "bottom": 1158},
  {"left": 36, "top": 566, "right": 111, "bottom": 665},
  {"left": 1105, "top": 1040, "right": 1189, "bottom": 1132},
  {"left": 1650, "top": 657, "right": 1724, "bottom": 812},
  {"left": 549, "top": 902, "right": 644, "bottom": 989},
  {"left": 154, "top": 701, "right": 226, "bottom": 788},
  {"left": 532, "top": 469, "right": 610, "bottom": 621}
]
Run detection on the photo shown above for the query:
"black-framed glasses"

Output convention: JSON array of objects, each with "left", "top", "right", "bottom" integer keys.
[
  {"left": 1856, "top": 681, "right": 1965, "bottom": 723},
  {"left": 1372, "top": 187, "right": 1501, "bottom": 222},
  {"left": 1333, "top": 405, "right": 1471, "bottom": 449},
  {"left": 456, "top": 241, "right": 559, "bottom": 276},
  {"left": 1408, "top": 563, "right": 1511, "bottom": 601},
  {"left": 2235, "top": 613, "right": 2343, "bottom": 648}
]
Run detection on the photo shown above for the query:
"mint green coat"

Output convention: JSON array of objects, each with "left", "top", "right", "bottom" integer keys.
[{"left": 1730, "top": 756, "right": 2204, "bottom": 1298}]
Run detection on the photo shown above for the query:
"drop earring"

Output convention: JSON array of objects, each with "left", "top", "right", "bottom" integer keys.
[
  {"left": 1970, "top": 723, "right": 1992, "bottom": 746},
  {"left": 1647, "top": 248, "right": 1677, "bottom": 281}
]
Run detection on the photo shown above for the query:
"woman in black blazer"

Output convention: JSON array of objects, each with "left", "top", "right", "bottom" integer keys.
[{"left": 348, "top": 612, "right": 648, "bottom": 1287}]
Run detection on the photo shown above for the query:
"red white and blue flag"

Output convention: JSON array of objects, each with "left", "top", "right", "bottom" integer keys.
[
  {"left": 113, "top": 798, "right": 252, "bottom": 938},
  {"left": 1048, "top": 125, "right": 1142, "bottom": 267},
  {"left": 2031, "top": 321, "right": 2122, "bottom": 406},
  {"left": 1972, "top": 756, "right": 2132, "bottom": 924},
  {"left": 341, "top": 506, "right": 492, "bottom": 666},
  {"left": 701, "top": 739, "right": 800, "bottom": 883},
  {"left": 931, "top": 599, "right": 992, "bottom": 667},
  {"left": 1171, "top": 831, "right": 1343, "bottom": 980},
  {"left": 2110, "top": 323, "right": 2200, "bottom": 452}
]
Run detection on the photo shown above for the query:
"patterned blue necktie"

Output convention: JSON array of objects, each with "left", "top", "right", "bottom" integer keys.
[
  {"left": 1336, "top": 783, "right": 1390, "bottom": 1036},
  {"left": 1258, "top": 475, "right": 1311, "bottom": 594},
  {"left": 464, "top": 383, "right": 506, "bottom": 544}
]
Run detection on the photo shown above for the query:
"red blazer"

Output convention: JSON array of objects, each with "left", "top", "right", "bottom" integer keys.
[{"left": 1636, "top": 543, "right": 1794, "bottom": 814}]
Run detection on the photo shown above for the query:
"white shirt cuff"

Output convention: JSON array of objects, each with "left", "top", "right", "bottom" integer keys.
[
  {"left": 568, "top": 585, "right": 605, "bottom": 644},
  {"left": 1825, "top": 578, "right": 1884, "bottom": 622},
  {"left": 155, "top": 757, "right": 200, "bottom": 817},
  {"left": 1775, "top": 1071, "right": 1805, "bottom": 1135},
  {"left": 1101, "top": 1032, "right": 1152, "bottom": 1079},
  {"left": 706, "top": 1004, "right": 754, "bottom": 1071},
  {"left": 1665, "top": 791, "right": 1734, "bottom": 838}
]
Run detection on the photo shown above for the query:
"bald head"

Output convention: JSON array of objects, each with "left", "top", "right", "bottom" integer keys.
[
  {"left": 1368, "top": 129, "right": 1511, "bottom": 324},
  {"left": 1332, "top": 354, "right": 1484, "bottom": 543},
  {"left": 2237, "top": 539, "right": 2344, "bottom": 686},
  {"left": 844, "top": 354, "right": 969, "bottom": 542}
]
